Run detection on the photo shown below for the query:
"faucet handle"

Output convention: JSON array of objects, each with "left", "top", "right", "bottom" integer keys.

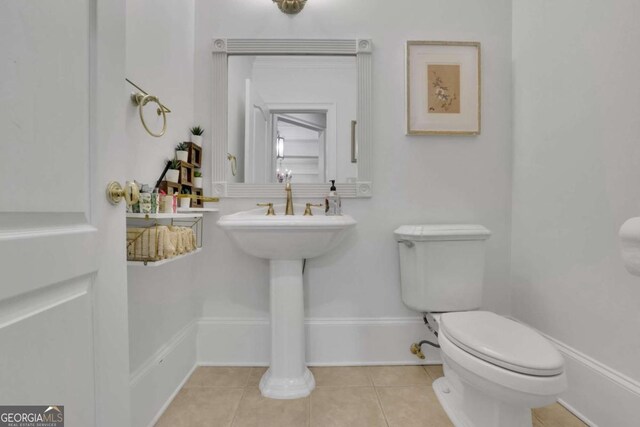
[
  {"left": 303, "top": 203, "right": 323, "bottom": 216},
  {"left": 257, "top": 203, "right": 276, "bottom": 216}
]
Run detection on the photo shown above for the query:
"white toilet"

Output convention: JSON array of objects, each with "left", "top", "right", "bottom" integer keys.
[{"left": 395, "top": 224, "right": 567, "bottom": 427}]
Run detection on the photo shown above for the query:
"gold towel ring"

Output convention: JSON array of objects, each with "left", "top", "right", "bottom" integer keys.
[
  {"left": 126, "top": 80, "right": 171, "bottom": 138},
  {"left": 132, "top": 93, "right": 167, "bottom": 137}
]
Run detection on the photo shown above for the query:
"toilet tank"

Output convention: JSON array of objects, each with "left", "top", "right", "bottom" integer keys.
[{"left": 394, "top": 224, "right": 491, "bottom": 313}]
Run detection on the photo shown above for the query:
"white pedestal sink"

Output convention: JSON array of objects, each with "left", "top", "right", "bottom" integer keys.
[{"left": 217, "top": 204, "right": 356, "bottom": 399}]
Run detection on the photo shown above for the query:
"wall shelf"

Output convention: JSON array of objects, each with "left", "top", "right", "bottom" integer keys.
[
  {"left": 127, "top": 212, "right": 203, "bottom": 220},
  {"left": 126, "top": 132, "right": 214, "bottom": 265},
  {"left": 127, "top": 248, "right": 202, "bottom": 267},
  {"left": 126, "top": 211, "right": 205, "bottom": 267},
  {"left": 176, "top": 208, "right": 219, "bottom": 213}
]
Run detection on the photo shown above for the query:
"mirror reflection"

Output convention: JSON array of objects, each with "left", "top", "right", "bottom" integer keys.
[{"left": 227, "top": 55, "right": 357, "bottom": 184}]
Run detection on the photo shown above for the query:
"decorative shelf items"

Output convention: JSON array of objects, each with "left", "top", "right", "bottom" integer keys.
[
  {"left": 190, "top": 126, "right": 204, "bottom": 147},
  {"left": 178, "top": 161, "right": 194, "bottom": 186},
  {"left": 159, "top": 128, "right": 206, "bottom": 208},
  {"left": 125, "top": 126, "right": 214, "bottom": 266},
  {"left": 188, "top": 142, "right": 202, "bottom": 167}
]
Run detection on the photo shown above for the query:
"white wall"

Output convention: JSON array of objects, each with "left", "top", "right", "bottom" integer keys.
[
  {"left": 194, "top": 0, "right": 513, "bottom": 361},
  {"left": 125, "top": 1, "right": 199, "bottom": 425},
  {"left": 511, "top": 1, "right": 640, "bottom": 425},
  {"left": 125, "top": 0, "right": 196, "bottom": 184}
]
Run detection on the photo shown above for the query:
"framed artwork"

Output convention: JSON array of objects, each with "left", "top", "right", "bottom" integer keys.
[{"left": 406, "top": 41, "right": 481, "bottom": 135}]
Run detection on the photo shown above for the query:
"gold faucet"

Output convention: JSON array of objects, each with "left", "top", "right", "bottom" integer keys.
[
  {"left": 303, "top": 203, "right": 323, "bottom": 216},
  {"left": 285, "top": 180, "right": 294, "bottom": 215},
  {"left": 257, "top": 202, "right": 276, "bottom": 216}
]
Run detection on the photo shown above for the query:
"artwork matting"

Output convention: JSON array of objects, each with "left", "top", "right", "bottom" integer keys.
[{"left": 406, "top": 41, "right": 481, "bottom": 135}]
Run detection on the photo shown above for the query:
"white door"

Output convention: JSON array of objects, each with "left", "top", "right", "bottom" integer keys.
[
  {"left": 0, "top": 1, "right": 130, "bottom": 426},
  {"left": 244, "top": 79, "right": 270, "bottom": 183}
]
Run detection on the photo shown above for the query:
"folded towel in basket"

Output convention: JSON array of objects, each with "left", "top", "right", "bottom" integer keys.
[{"left": 127, "top": 225, "right": 195, "bottom": 261}]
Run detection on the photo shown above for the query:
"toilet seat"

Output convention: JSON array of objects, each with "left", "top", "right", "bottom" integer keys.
[
  {"left": 440, "top": 311, "right": 564, "bottom": 377},
  {"left": 437, "top": 330, "right": 567, "bottom": 419}
]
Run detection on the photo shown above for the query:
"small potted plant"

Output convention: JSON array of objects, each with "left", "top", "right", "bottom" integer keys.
[
  {"left": 193, "top": 169, "right": 203, "bottom": 188},
  {"left": 179, "top": 187, "right": 191, "bottom": 209},
  {"left": 165, "top": 159, "right": 180, "bottom": 183},
  {"left": 190, "top": 126, "right": 204, "bottom": 146},
  {"left": 175, "top": 142, "right": 189, "bottom": 162}
]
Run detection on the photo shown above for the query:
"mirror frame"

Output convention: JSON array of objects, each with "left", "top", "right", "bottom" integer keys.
[{"left": 211, "top": 38, "right": 373, "bottom": 198}]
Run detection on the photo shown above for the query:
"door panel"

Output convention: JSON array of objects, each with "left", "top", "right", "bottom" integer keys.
[
  {"left": 0, "top": 0, "right": 97, "bottom": 418},
  {"left": 0, "top": 276, "right": 95, "bottom": 426},
  {"left": 1, "top": 224, "right": 98, "bottom": 300},
  {"left": 0, "top": 0, "right": 91, "bottom": 213},
  {"left": 0, "top": 0, "right": 129, "bottom": 425}
]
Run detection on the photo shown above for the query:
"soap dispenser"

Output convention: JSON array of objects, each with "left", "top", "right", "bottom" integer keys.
[{"left": 325, "top": 180, "right": 342, "bottom": 216}]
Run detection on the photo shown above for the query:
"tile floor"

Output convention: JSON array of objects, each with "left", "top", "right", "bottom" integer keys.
[{"left": 156, "top": 365, "right": 586, "bottom": 427}]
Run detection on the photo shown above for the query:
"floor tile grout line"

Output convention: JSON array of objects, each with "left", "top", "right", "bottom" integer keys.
[
  {"left": 375, "top": 385, "right": 433, "bottom": 389},
  {"left": 534, "top": 415, "right": 545, "bottom": 427},
  {"left": 307, "top": 390, "right": 311, "bottom": 427},
  {"left": 315, "top": 384, "right": 378, "bottom": 388},
  {"left": 228, "top": 386, "right": 248, "bottom": 427},
  {"left": 178, "top": 384, "right": 249, "bottom": 390},
  {"left": 243, "top": 367, "right": 253, "bottom": 388},
  {"left": 156, "top": 365, "right": 581, "bottom": 427},
  {"left": 311, "top": 385, "right": 377, "bottom": 389},
  {"left": 423, "top": 365, "right": 442, "bottom": 383},
  {"left": 231, "top": 367, "right": 256, "bottom": 426},
  {"left": 366, "top": 365, "right": 378, "bottom": 387},
  {"left": 373, "top": 385, "right": 391, "bottom": 427},
  {"left": 422, "top": 365, "right": 430, "bottom": 378},
  {"left": 533, "top": 411, "right": 547, "bottom": 427}
]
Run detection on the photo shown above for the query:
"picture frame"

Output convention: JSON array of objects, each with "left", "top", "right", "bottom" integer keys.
[{"left": 406, "top": 41, "right": 481, "bottom": 135}]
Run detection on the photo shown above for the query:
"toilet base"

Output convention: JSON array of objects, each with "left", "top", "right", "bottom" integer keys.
[
  {"left": 433, "top": 377, "right": 469, "bottom": 427},
  {"left": 433, "top": 376, "right": 532, "bottom": 427}
]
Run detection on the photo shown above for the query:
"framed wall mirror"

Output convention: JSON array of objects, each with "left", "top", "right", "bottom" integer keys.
[{"left": 211, "top": 39, "right": 373, "bottom": 198}]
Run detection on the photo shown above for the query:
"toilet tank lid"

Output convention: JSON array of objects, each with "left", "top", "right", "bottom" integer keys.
[
  {"left": 394, "top": 224, "right": 491, "bottom": 241},
  {"left": 441, "top": 311, "right": 565, "bottom": 376}
]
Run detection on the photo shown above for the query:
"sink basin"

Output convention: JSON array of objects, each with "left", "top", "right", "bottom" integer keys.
[
  {"left": 217, "top": 204, "right": 356, "bottom": 259},
  {"left": 217, "top": 204, "right": 356, "bottom": 399}
]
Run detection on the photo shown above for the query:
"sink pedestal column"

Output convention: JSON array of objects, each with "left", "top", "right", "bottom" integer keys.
[{"left": 259, "top": 259, "right": 315, "bottom": 399}]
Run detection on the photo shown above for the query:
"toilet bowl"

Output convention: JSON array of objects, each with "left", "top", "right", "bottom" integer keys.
[
  {"left": 394, "top": 225, "right": 567, "bottom": 427},
  {"left": 434, "top": 311, "right": 566, "bottom": 427}
]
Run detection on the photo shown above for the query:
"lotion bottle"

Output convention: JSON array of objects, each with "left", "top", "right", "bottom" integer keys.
[{"left": 325, "top": 180, "right": 341, "bottom": 215}]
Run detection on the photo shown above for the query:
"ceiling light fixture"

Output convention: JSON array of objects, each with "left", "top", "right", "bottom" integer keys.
[{"left": 273, "top": 0, "right": 307, "bottom": 15}]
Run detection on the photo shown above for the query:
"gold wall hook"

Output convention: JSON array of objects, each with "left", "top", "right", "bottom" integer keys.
[{"left": 130, "top": 93, "right": 171, "bottom": 116}]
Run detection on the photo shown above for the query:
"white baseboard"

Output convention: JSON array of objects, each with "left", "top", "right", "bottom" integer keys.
[
  {"left": 130, "top": 316, "right": 439, "bottom": 427},
  {"left": 505, "top": 317, "right": 640, "bottom": 426},
  {"left": 131, "top": 316, "right": 640, "bottom": 427},
  {"left": 197, "top": 317, "right": 442, "bottom": 366},
  {"left": 129, "top": 320, "right": 198, "bottom": 427},
  {"left": 543, "top": 334, "right": 640, "bottom": 427}
]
